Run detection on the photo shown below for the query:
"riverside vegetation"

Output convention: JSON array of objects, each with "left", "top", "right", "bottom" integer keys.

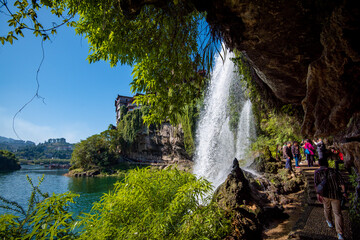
[
  {"left": 0, "top": 150, "right": 21, "bottom": 171},
  {"left": 0, "top": 168, "right": 231, "bottom": 239},
  {"left": 69, "top": 102, "right": 201, "bottom": 175}
]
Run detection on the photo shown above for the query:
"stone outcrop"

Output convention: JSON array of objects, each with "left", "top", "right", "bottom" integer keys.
[
  {"left": 196, "top": 0, "right": 360, "bottom": 138},
  {"left": 214, "top": 158, "right": 290, "bottom": 239},
  {"left": 125, "top": 123, "right": 192, "bottom": 167},
  {"left": 213, "top": 159, "right": 262, "bottom": 240},
  {"left": 72, "top": 169, "right": 101, "bottom": 177},
  {"left": 248, "top": 147, "right": 305, "bottom": 201}
]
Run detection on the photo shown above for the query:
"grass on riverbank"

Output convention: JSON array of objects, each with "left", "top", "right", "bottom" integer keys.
[
  {"left": 19, "top": 159, "right": 71, "bottom": 165},
  {"left": 68, "top": 162, "right": 149, "bottom": 177}
]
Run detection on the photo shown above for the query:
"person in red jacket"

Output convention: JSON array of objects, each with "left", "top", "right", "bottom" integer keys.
[
  {"left": 304, "top": 139, "right": 315, "bottom": 167},
  {"left": 331, "top": 148, "right": 344, "bottom": 171}
]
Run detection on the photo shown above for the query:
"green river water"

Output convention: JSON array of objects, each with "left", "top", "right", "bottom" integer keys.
[{"left": 0, "top": 165, "right": 120, "bottom": 216}]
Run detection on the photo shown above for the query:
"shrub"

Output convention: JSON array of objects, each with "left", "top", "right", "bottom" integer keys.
[
  {"left": 0, "top": 150, "right": 21, "bottom": 171},
  {"left": 79, "top": 167, "right": 231, "bottom": 239},
  {"left": 71, "top": 134, "right": 117, "bottom": 170},
  {"left": 0, "top": 176, "right": 79, "bottom": 239},
  {"left": 1, "top": 169, "right": 232, "bottom": 239},
  {"left": 348, "top": 170, "right": 360, "bottom": 228}
]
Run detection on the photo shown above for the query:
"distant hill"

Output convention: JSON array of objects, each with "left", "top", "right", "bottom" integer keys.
[
  {"left": 0, "top": 136, "right": 36, "bottom": 151},
  {"left": 0, "top": 136, "right": 75, "bottom": 160}
]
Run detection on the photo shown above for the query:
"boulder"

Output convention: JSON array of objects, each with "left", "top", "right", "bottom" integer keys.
[
  {"left": 214, "top": 159, "right": 262, "bottom": 239},
  {"left": 214, "top": 158, "right": 254, "bottom": 210}
]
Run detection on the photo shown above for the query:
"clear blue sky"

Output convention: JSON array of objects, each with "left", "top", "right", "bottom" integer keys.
[{"left": 0, "top": 12, "right": 134, "bottom": 144}]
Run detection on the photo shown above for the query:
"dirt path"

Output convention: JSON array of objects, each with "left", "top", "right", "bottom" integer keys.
[{"left": 262, "top": 191, "right": 305, "bottom": 239}]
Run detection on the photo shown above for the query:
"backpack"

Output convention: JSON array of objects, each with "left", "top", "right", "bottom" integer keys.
[
  {"left": 316, "top": 169, "right": 328, "bottom": 195},
  {"left": 304, "top": 148, "right": 310, "bottom": 155}
]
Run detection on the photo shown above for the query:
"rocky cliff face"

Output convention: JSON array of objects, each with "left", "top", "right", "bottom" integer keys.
[
  {"left": 197, "top": 0, "right": 359, "bottom": 135},
  {"left": 125, "top": 123, "right": 192, "bottom": 166},
  {"left": 195, "top": 0, "right": 360, "bottom": 170},
  {"left": 120, "top": 0, "right": 360, "bottom": 170}
]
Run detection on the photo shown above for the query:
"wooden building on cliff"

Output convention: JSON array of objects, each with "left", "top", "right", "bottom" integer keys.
[{"left": 115, "top": 94, "right": 143, "bottom": 125}]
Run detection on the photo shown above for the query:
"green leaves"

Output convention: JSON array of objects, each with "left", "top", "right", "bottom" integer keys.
[
  {"left": 25, "top": 191, "right": 79, "bottom": 240},
  {"left": 72, "top": 1, "right": 215, "bottom": 125},
  {"left": 71, "top": 133, "right": 117, "bottom": 170},
  {"left": 0, "top": 175, "right": 79, "bottom": 239},
  {"left": 1, "top": 0, "right": 74, "bottom": 45},
  {"left": 0, "top": 167, "right": 231, "bottom": 239},
  {"left": 0, "top": 150, "right": 21, "bottom": 171},
  {"left": 79, "top": 167, "right": 230, "bottom": 239}
]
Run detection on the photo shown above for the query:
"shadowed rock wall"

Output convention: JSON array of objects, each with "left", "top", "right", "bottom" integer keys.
[{"left": 197, "top": 0, "right": 360, "bottom": 172}]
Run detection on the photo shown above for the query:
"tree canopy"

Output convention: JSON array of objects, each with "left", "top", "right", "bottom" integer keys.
[
  {"left": 1, "top": 0, "right": 219, "bottom": 124},
  {"left": 0, "top": 150, "right": 21, "bottom": 171}
]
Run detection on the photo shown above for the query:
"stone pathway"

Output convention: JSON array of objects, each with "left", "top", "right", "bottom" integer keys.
[{"left": 290, "top": 161, "right": 353, "bottom": 240}]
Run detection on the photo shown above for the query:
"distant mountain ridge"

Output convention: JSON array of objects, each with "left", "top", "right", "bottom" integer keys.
[
  {"left": 0, "top": 136, "right": 36, "bottom": 151},
  {"left": 0, "top": 136, "right": 75, "bottom": 160}
]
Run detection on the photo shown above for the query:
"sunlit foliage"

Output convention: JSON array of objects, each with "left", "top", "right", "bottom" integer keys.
[
  {"left": 0, "top": 169, "right": 231, "bottom": 239},
  {"left": 79, "top": 167, "right": 231, "bottom": 239},
  {"left": 0, "top": 176, "right": 79, "bottom": 239},
  {"left": 1, "top": 0, "right": 219, "bottom": 125}
]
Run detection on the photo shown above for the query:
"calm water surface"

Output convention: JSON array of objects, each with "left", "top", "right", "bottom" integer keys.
[{"left": 0, "top": 165, "right": 120, "bottom": 216}]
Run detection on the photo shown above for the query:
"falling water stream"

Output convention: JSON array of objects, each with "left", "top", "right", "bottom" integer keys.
[{"left": 193, "top": 49, "right": 256, "bottom": 190}]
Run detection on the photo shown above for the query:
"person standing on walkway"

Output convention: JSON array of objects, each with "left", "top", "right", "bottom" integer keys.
[
  {"left": 283, "top": 141, "right": 293, "bottom": 171},
  {"left": 331, "top": 148, "right": 352, "bottom": 174},
  {"left": 331, "top": 148, "right": 344, "bottom": 171},
  {"left": 304, "top": 139, "right": 315, "bottom": 167},
  {"left": 314, "top": 138, "right": 327, "bottom": 165},
  {"left": 291, "top": 141, "right": 301, "bottom": 168},
  {"left": 314, "top": 159, "right": 347, "bottom": 240}
]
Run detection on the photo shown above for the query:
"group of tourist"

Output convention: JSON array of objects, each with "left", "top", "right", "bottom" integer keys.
[
  {"left": 282, "top": 138, "right": 348, "bottom": 240},
  {"left": 282, "top": 138, "right": 344, "bottom": 171}
]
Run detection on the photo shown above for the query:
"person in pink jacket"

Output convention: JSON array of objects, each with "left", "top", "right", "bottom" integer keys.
[{"left": 304, "top": 139, "right": 315, "bottom": 167}]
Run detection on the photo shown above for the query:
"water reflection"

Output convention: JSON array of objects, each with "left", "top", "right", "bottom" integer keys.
[{"left": 68, "top": 176, "right": 120, "bottom": 214}]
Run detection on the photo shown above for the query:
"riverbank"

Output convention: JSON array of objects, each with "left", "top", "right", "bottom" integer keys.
[
  {"left": 66, "top": 160, "right": 194, "bottom": 177},
  {"left": 18, "top": 158, "right": 71, "bottom": 165}
]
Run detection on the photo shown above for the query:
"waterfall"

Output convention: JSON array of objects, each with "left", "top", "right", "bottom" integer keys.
[
  {"left": 235, "top": 99, "right": 257, "bottom": 166},
  {"left": 193, "top": 49, "right": 256, "bottom": 190}
]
